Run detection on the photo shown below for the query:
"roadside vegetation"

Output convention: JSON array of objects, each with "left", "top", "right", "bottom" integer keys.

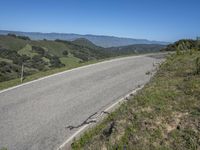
[
  {"left": 71, "top": 39, "right": 200, "bottom": 150},
  {"left": 0, "top": 34, "right": 165, "bottom": 90}
]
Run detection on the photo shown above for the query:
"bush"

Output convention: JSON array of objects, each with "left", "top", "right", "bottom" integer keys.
[
  {"left": 165, "top": 40, "right": 197, "bottom": 52},
  {"left": 49, "top": 56, "right": 64, "bottom": 68},
  {"left": 30, "top": 55, "right": 47, "bottom": 70},
  {"left": 0, "top": 61, "right": 21, "bottom": 81},
  {"left": 32, "top": 46, "right": 46, "bottom": 56},
  {"left": 62, "top": 50, "right": 68, "bottom": 56},
  {"left": 0, "top": 48, "right": 20, "bottom": 61}
]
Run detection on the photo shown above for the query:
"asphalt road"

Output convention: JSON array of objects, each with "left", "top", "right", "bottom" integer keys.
[{"left": 0, "top": 53, "right": 165, "bottom": 150}]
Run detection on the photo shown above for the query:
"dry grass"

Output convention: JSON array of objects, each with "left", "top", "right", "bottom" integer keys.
[{"left": 72, "top": 51, "right": 200, "bottom": 150}]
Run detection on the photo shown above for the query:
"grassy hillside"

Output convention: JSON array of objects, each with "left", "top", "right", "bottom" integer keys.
[
  {"left": 0, "top": 35, "right": 27, "bottom": 51},
  {"left": 55, "top": 39, "right": 113, "bottom": 61},
  {"left": 72, "top": 38, "right": 101, "bottom": 49},
  {"left": 72, "top": 41, "right": 200, "bottom": 150},
  {"left": 0, "top": 35, "right": 108, "bottom": 82}
]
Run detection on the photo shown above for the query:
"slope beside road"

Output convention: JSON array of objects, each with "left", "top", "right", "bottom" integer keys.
[{"left": 0, "top": 53, "right": 166, "bottom": 150}]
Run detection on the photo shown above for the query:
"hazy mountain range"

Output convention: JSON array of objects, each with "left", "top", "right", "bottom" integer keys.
[{"left": 0, "top": 30, "right": 169, "bottom": 48}]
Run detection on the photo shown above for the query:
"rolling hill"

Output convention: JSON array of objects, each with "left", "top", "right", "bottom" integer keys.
[{"left": 72, "top": 38, "right": 101, "bottom": 49}]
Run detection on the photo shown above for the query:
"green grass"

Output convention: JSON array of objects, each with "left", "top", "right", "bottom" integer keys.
[
  {"left": 30, "top": 40, "right": 68, "bottom": 57},
  {"left": 59, "top": 55, "right": 81, "bottom": 67},
  {"left": 71, "top": 51, "right": 200, "bottom": 150}
]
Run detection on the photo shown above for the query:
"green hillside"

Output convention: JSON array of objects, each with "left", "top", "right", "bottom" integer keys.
[
  {"left": 72, "top": 38, "right": 101, "bottom": 49},
  {"left": 0, "top": 34, "right": 164, "bottom": 83},
  {"left": 0, "top": 35, "right": 27, "bottom": 51},
  {"left": 55, "top": 39, "right": 113, "bottom": 61},
  {"left": 0, "top": 35, "right": 102, "bottom": 82}
]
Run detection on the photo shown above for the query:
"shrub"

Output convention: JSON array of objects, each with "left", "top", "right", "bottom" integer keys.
[
  {"left": 62, "top": 50, "right": 68, "bottom": 56},
  {"left": 0, "top": 61, "right": 21, "bottom": 81},
  {"left": 0, "top": 48, "right": 20, "bottom": 61},
  {"left": 32, "top": 46, "right": 46, "bottom": 56},
  {"left": 49, "top": 56, "right": 64, "bottom": 68}
]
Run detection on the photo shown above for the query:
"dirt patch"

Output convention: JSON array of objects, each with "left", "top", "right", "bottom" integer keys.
[{"left": 165, "top": 112, "right": 188, "bottom": 133}]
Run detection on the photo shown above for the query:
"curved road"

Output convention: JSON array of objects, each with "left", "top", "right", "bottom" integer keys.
[{"left": 0, "top": 53, "right": 165, "bottom": 150}]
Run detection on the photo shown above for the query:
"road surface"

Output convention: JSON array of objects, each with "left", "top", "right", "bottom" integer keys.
[{"left": 0, "top": 53, "right": 165, "bottom": 150}]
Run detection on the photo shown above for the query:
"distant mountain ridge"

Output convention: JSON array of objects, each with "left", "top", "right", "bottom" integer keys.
[{"left": 0, "top": 30, "right": 169, "bottom": 48}]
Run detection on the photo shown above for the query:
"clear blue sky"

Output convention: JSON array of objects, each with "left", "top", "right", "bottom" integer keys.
[{"left": 0, "top": 0, "right": 199, "bottom": 42}]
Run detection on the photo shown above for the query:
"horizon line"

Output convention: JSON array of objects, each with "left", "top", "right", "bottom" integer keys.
[{"left": 0, "top": 29, "right": 171, "bottom": 43}]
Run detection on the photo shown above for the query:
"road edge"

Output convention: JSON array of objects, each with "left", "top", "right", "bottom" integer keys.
[{"left": 57, "top": 85, "right": 144, "bottom": 150}]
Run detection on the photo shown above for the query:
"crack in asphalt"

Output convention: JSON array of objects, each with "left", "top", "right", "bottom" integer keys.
[{"left": 66, "top": 111, "right": 110, "bottom": 130}]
